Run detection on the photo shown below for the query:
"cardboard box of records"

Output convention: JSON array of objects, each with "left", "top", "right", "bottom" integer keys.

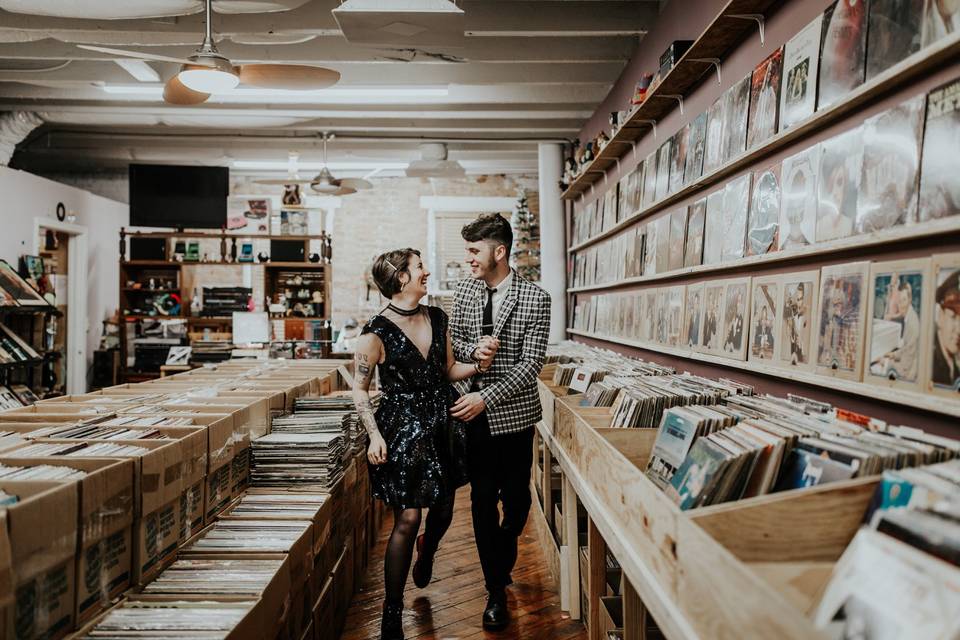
[{"left": 0, "top": 480, "right": 78, "bottom": 640}]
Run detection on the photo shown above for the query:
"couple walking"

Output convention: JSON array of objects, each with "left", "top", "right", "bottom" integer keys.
[{"left": 351, "top": 213, "right": 551, "bottom": 639}]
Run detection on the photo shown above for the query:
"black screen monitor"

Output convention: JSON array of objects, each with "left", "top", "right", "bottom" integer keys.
[{"left": 129, "top": 163, "right": 228, "bottom": 229}]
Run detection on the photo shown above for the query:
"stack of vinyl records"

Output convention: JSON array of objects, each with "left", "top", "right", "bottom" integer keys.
[
  {"left": 10, "top": 442, "right": 151, "bottom": 457},
  {"left": 287, "top": 395, "right": 364, "bottom": 454},
  {"left": 0, "top": 431, "right": 28, "bottom": 452},
  {"left": 609, "top": 374, "right": 752, "bottom": 429},
  {"left": 182, "top": 519, "right": 311, "bottom": 554},
  {"left": 0, "top": 464, "right": 87, "bottom": 481},
  {"left": 141, "top": 558, "right": 285, "bottom": 596},
  {"left": 647, "top": 399, "right": 960, "bottom": 511},
  {"left": 227, "top": 493, "right": 329, "bottom": 520},
  {"left": 73, "top": 600, "right": 256, "bottom": 638},
  {"left": 24, "top": 424, "right": 169, "bottom": 440},
  {"left": 251, "top": 431, "right": 345, "bottom": 490},
  {"left": 202, "top": 286, "right": 252, "bottom": 316},
  {"left": 191, "top": 340, "right": 234, "bottom": 364}
]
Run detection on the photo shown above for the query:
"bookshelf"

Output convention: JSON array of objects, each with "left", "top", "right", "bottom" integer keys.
[{"left": 117, "top": 229, "right": 334, "bottom": 381}]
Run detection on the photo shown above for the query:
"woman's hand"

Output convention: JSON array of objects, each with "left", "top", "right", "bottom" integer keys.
[{"left": 368, "top": 431, "right": 388, "bottom": 465}]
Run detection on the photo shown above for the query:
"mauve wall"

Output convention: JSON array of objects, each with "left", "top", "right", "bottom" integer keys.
[{"left": 569, "top": 0, "right": 960, "bottom": 436}]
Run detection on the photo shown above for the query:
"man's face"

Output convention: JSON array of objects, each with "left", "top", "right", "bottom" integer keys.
[
  {"left": 465, "top": 240, "right": 500, "bottom": 279},
  {"left": 938, "top": 305, "right": 960, "bottom": 356}
]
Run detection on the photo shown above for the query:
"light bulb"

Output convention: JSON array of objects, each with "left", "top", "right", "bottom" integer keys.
[{"left": 179, "top": 67, "right": 239, "bottom": 93}]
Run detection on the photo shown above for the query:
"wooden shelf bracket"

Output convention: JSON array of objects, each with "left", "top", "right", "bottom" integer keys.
[
  {"left": 727, "top": 13, "right": 766, "bottom": 46},
  {"left": 654, "top": 94, "right": 685, "bottom": 115},
  {"left": 635, "top": 119, "right": 658, "bottom": 139}
]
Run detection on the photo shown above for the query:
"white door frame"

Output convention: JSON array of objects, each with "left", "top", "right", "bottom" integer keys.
[{"left": 33, "top": 219, "right": 88, "bottom": 395}]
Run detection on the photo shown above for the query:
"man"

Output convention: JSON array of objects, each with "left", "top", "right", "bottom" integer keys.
[
  {"left": 448, "top": 213, "right": 551, "bottom": 631},
  {"left": 932, "top": 269, "right": 960, "bottom": 389}
]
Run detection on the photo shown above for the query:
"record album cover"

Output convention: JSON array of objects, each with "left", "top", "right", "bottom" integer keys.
[
  {"left": 781, "top": 16, "right": 823, "bottom": 131},
  {"left": 724, "top": 75, "right": 751, "bottom": 162},
  {"left": 643, "top": 222, "right": 658, "bottom": 277},
  {"left": 780, "top": 146, "right": 820, "bottom": 250},
  {"left": 669, "top": 126, "right": 689, "bottom": 194},
  {"left": 866, "top": 0, "right": 924, "bottom": 80},
  {"left": 655, "top": 289, "right": 668, "bottom": 344},
  {"left": 922, "top": 0, "right": 960, "bottom": 47},
  {"left": 777, "top": 270, "right": 821, "bottom": 370},
  {"left": 668, "top": 208, "right": 688, "bottom": 272},
  {"left": 865, "top": 259, "right": 929, "bottom": 390},
  {"left": 683, "top": 282, "right": 705, "bottom": 348},
  {"left": 684, "top": 112, "right": 708, "bottom": 184},
  {"left": 919, "top": 78, "right": 960, "bottom": 222},
  {"left": 817, "top": 126, "right": 863, "bottom": 242},
  {"left": 642, "top": 151, "right": 658, "bottom": 208},
  {"left": 655, "top": 139, "right": 673, "bottom": 201},
  {"left": 815, "top": 261, "right": 870, "bottom": 380},
  {"left": 655, "top": 215, "right": 671, "bottom": 275},
  {"left": 702, "top": 190, "right": 726, "bottom": 265},
  {"left": 748, "top": 162, "right": 781, "bottom": 256},
  {"left": 928, "top": 253, "right": 960, "bottom": 396},
  {"left": 818, "top": 0, "right": 867, "bottom": 110},
  {"left": 703, "top": 95, "right": 728, "bottom": 175},
  {"left": 699, "top": 283, "right": 726, "bottom": 354},
  {"left": 685, "top": 199, "right": 707, "bottom": 268},
  {"left": 747, "top": 47, "right": 784, "bottom": 150},
  {"left": 750, "top": 276, "right": 780, "bottom": 362},
  {"left": 621, "top": 163, "right": 644, "bottom": 220},
  {"left": 721, "top": 279, "right": 750, "bottom": 360},
  {"left": 857, "top": 94, "right": 925, "bottom": 232},
  {"left": 666, "top": 286, "right": 686, "bottom": 347},
  {"left": 721, "top": 173, "right": 751, "bottom": 262}
]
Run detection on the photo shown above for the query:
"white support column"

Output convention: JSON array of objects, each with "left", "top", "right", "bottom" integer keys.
[{"left": 538, "top": 142, "right": 567, "bottom": 343}]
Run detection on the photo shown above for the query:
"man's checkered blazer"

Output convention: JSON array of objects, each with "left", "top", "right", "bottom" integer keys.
[{"left": 451, "top": 269, "right": 551, "bottom": 436}]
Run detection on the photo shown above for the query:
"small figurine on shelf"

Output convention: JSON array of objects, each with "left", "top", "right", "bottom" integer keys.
[
  {"left": 596, "top": 131, "right": 609, "bottom": 152},
  {"left": 257, "top": 252, "right": 269, "bottom": 263},
  {"left": 582, "top": 140, "right": 595, "bottom": 164},
  {"left": 632, "top": 73, "right": 654, "bottom": 105},
  {"left": 190, "top": 288, "right": 201, "bottom": 317}
]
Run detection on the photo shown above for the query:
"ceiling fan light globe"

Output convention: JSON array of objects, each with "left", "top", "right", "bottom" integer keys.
[{"left": 179, "top": 57, "right": 239, "bottom": 93}]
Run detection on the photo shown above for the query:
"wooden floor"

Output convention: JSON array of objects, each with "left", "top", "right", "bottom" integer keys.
[{"left": 341, "top": 486, "right": 587, "bottom": 640}]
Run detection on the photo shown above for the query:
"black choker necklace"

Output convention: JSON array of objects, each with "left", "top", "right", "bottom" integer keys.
[{"left": 387, "top": 303, "right": 419, "bottom": 317}]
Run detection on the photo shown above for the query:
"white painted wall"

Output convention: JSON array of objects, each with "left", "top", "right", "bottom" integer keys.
[{"left": 0, "top": 166, "right": 128, "bottom": 388}]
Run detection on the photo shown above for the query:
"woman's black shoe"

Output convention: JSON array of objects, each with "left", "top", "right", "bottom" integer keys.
[
  {"left": 412, "top": 534, "right": 435, "bottom": 588},
  {"left": 381, "top": 600, "right": 404, "bottom": 640}
]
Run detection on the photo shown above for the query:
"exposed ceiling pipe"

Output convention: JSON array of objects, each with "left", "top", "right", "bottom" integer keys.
[{"left": 0, "top": 111, "right": 43, "bottom": 166}]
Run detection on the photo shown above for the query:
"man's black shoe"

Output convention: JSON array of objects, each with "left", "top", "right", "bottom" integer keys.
[{"left": 482, "top": 591, "right": 509, "bottom": 631}]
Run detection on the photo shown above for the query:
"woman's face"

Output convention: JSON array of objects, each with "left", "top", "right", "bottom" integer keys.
[{"left": 399, "top": 254, "right": 430, "bottom": 299}]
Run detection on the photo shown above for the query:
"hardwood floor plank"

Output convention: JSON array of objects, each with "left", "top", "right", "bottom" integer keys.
[{"left": 341, "top": 486, "right": 588, "bottom": 639}]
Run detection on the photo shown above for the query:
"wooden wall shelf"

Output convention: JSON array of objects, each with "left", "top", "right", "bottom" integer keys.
[
  {"left": 564, "top": 28, "right": 960, "bottom": 255},
  {"left": 566, "top": 328, "right": 960, "bottom": 420},
  {"left": 568, "top": 216, "right": 960, "bottom": 293},
  {"left": 562, "top": 0, "right": 783, "bottom": 201}
]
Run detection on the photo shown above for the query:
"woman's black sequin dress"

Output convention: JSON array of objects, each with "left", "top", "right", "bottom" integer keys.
[{"left": 362, "top": 305, "right": 468, "bottom": 509}]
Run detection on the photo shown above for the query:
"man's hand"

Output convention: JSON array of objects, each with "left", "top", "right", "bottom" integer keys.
[
  {"left": 450, "top": 392, "right": 486, "bottom": 421},
  {"left": 474, "top": 336, "right": 499, "bottom": 371}
]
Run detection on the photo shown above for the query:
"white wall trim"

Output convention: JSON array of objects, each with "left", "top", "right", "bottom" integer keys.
[
  {"left": 33, "top": 218, "right": 89, "bottom": 395},
  {"left": 419, "top": 196, "right": 516, "bottom": 212}
]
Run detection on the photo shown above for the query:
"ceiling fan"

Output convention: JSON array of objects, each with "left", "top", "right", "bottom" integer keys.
[
  {"left": 75, "top": 0, "right": 340, "bottom": 105},
  {"left": 252, "top": 137, "right": 373, "bottom": 196}
]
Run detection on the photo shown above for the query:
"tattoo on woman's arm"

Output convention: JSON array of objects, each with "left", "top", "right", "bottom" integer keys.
[{"left": 357, "top": 396, "right": 379, "bottom": 437}]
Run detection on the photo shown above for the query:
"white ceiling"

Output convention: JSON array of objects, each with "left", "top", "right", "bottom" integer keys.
[{"left": 0, "top": 0, "right": 661, "bottom": 177}]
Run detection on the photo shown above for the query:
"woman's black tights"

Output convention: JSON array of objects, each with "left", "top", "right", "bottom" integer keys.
[{"left": 383, "top": 494, "right": 455, "bottom": 604}]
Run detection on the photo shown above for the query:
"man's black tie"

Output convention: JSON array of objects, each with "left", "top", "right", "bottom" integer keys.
[{"left": 481, "top": 287, "right": 496, "bottom": 336}]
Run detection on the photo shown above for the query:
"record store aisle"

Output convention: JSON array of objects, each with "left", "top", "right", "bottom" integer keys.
[{"left": 341, "top": 486, "right": 586, "bottom": 640}]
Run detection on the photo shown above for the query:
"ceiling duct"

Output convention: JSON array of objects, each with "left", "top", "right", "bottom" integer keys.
[
  {"left": 332, "top": 0, "right": 465, "bottom": 47},
  {"left": 406, "top": 142, "right": 465, "bottom": 178},
  {"left": 0, "top": 111, "right": 42, "bottom": 166}
]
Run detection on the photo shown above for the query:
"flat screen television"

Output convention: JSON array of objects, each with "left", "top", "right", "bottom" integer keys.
[{"left": 129, "top": 163, "right": 229, "bottom": 229}]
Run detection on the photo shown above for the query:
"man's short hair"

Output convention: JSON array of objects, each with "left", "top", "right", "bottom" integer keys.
[{"left": 461, "top": 213, "right": 513, "bottom": 254}]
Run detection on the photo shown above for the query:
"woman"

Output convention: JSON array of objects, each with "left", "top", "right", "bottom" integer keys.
[{"left": 352, "top": 248, "right": 494, "bottom": 640}]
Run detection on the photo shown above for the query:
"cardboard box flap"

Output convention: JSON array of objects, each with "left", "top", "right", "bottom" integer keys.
[{"left": 0, "top": 481, "right": 78, "bottom": 579}]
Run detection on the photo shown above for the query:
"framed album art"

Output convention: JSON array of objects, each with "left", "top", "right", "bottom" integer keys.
[
  {"left": 927, "top": 253, "right": 960, "bottom": 397},
  {"left": 864, "top": 258, "right": 931, "bottom": 391},
  {"left": 774, "top": 269, "right": 821, "bottom": 371},
  {"left": 683, "top": 282, "right": 705, "bottom": 349},
  {"left": 815, "top": 261, "right": 870, "bottom": 380},
  {"left": 698, "top": 281, "right": 727, "bottom": 355},
  {"left": 749, "top": 275, "right": 781, "bottom": 363},
  {"left": 720, "top": 277, "right": 751, "bottom": 361}
]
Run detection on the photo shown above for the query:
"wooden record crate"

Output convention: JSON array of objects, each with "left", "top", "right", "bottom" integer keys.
[{"left": 546, "top": 383, "right": 878, "bottom": 640}]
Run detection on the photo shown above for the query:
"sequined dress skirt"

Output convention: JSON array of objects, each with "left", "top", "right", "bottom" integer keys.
[{"left": 370, "top": 386, "right": 469, "bottom": 509}]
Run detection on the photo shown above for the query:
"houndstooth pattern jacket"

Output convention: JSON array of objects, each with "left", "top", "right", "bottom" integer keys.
[{"left": 451, "top": 269, "right": 551, "bottom": 436}]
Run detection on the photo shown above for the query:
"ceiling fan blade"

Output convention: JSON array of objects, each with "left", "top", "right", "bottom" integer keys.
[
  {"left": 253, "top": 177, "right": 314, "bottom": 185},
  {"left": 333, "top": 186, "right": 357, "bottom": 197},
  {"left": 76, "top": 44, "right": 215, "bottom": 68},
  {"left": 237, "top": 64, "right": 340, "bottom": 90},
  {"left": 163, "top": 75, "right": 210, "bottom": 105},
  {"left": 336, "top": 177, "right": 373, "bottom": 190}
]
